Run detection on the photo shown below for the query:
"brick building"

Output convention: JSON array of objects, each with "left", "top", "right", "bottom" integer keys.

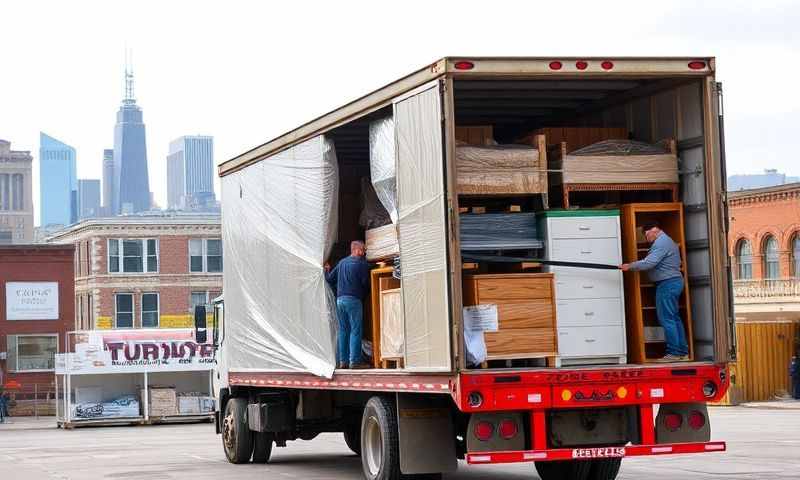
[
  {"left": 0, "top": 245, "right": 74, "bottom": 394},
  {"left": 47, "top": 214, "right": 222, "bottom": 330}
]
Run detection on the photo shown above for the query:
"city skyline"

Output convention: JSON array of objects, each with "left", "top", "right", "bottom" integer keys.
[
  {"left": 39, "top": 132, "right": 77, "bottom": 226},
  {"left": 167, "top": 135, "right": 216, "bottom": 211}
]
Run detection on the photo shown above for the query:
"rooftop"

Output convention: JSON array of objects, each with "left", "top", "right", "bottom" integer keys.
[
  {"left": 45, "top": 212, "right": 221, "bottom": 241},
  {"left": 727, "top": 181, "right": 800, "bottom": 200}
]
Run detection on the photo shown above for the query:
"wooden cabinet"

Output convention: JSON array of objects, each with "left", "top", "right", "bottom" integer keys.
[
  {"left": 369, "top": 266, "right": 401, "bottom": 368},
  {"left": 540, "top": 210, "right": 627, "bottom": 366},
  {"left": 462, "top": 273, "right": 557, "bottom": 361},
  {"left": 621, "top": 203, "right": 694, "bottom": 363}
]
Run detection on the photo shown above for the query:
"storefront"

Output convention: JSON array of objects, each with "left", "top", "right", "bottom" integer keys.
[{"left": 55, "top": 328, "right": 214, "bottom": 427}]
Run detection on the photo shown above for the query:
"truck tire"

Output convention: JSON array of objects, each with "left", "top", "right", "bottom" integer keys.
[
  {"left": 252, "top": 432, "right": 274, "bottom": 463},
  {"left": 588, "top": 458, "right": 621, "bottom": 480},
  {"left": 222, "top": 398, "right": 253, "bottom": 464},
  {"left": 535, "top": 460, "right": 591, "bottom": 480},
  {"left": 361, "top": 396, "right": 401, "bottom": 480},
  {"left": 344, "top": 423, "right": 361, "bottom": 456}
]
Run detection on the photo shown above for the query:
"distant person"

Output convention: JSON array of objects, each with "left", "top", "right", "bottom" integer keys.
[
  {"left": 0, "top": 390, "right": 7, "bottom": 423},
  {"left": 620, "top": 221, "right": 689, "bottom": 361},
  {"left": 325, "top": 240, "right": 370, "bottom": 370}
]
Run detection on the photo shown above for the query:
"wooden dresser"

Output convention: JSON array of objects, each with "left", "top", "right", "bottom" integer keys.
[{"left": 462, "top": 273, "right": 557, "bottom": 362}]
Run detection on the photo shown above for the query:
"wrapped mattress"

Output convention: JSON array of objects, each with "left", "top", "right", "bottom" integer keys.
[
  {"left": 459, "top": 213, "right": 544, "bottom": 251},
  {"left": 365, "top": 223, "right": 399, "bottom": 262},
  {"left": 561, "top": 139, "right": 678, "bottom": 184},
  {"left": 456, "top": 142, "right": 546, "bottom": 195}
]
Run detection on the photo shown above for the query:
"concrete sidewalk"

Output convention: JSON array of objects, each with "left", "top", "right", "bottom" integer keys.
[
  {"left": 739, "top": 398, "right": 800, "bottom": 410},
  {"left": 0, "top": 416, "right": 57, "bottom": 431}
]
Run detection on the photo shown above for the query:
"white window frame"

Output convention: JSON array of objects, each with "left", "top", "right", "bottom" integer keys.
[
  {"left": 141, "top": 292, "right": 160, "bottom": 328},
  {"left": 114, "top": 292, "right": 135, "bottom": 329},
  {"left": 8, "top": 333, "right": 59, "bottom": 373},
  {"left": 107, "top": 238, "right": 159, "bottom": 274},
  {"left": 189, "top": 238, "right": 222, "bottom": 273},
  {"left": 190, "top": 291, "right": 210, "bottom": 312}
]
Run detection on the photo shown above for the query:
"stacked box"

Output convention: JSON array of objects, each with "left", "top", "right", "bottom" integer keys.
[
  {"left": 143, "top": 387, "right": 177, "bottom": 417},
  {"left": 365, "top": 223, "right": 399, "bottom": 262}
]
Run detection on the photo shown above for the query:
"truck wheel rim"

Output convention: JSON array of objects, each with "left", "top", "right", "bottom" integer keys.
[
  {"left": 223, "top": 414, "right": 236, "bottom": 452},
  {"left": 365, "top": 416, "right": 383, "bottom": 475}
]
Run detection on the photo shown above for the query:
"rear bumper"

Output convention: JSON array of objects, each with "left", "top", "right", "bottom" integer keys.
[{"left": 466, "top": 441, "right": 726, "bottom": 464}]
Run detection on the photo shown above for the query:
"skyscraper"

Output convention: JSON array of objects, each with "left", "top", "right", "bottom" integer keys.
[
  {"left": 101, "top": 148, "right": 114, "bottom": 215},
  {"left": 78, "top": 179, "right": 101, "bottom": 219},
  {"left": 113, "top": 66, "right": 150, "bottom": 214},
  {"left": 167, "top": 135, "right": 215, "bottom": 210},
  {"left": 39, "top": 132, "right": 77, "bottom": 226},
  {"left": 0, "top": 139, "right": 33, "bottom": 243}
]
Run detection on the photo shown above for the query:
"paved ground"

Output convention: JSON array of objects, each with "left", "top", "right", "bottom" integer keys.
[{"left": 1, "top": 407, "right": 798, "bottom": 479}]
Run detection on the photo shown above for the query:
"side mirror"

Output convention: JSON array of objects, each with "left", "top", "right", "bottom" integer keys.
[{"left": 194, "top": 305, "right": 207, "bottom": 344}]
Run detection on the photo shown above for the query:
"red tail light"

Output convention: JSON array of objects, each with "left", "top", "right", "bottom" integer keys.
[
  {"left": 575, "top": 61, "right": 588, "bottom": 70},
  {"left": 474, "top": 421, "right": 494, "bottom": 441},
  {"left": 549, "top": 61, "right": 563, "bottom": 70},
  {"left": 601, "top": 61, "right": 614, "bottom": 70},
  {"left": 664, "top": 413, "right": 683, "bottom": 431},
  {"left": 498, "top": 419, "right": 518, "bottom": 439},
  {"left": 688, "top": 61, "right": 706, "bottom": 70},
  {"left": 454, "top": 61, "right": 475, "bottom": 70},
  {"left": 688, "top": 411, "right": 706, "bottom": 430}
]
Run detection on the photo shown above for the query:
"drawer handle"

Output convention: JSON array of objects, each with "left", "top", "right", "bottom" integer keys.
[
  {"left": 582, "top": 285, "right": 594, "bottom": 289},
  {"left": 584, "top": 311, "right": 595, "bottom": 316},
  {"left": 585, "top": 338, "right": 597, "bottom": 343},
  {"left": 580, "top": 250, "right": 592, "bottom": 254},
  {"left": 578, "top": 226, "right": 591, "bottom": 231}
]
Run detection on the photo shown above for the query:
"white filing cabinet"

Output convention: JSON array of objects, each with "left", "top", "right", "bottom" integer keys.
[{"left": 539, "top": 211, "right": 627, "bottom": 366}]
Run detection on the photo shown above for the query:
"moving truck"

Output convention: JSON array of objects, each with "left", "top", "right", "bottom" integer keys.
[{"left": 207, "top": 57, "right": 733, "bottom": 480}]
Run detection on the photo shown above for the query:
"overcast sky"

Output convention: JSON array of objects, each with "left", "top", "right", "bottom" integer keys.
[{"left": 1, "top": 0, "right": 798, "bottom": 225}]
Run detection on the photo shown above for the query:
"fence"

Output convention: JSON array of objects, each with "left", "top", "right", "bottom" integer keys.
[
  {"left": 2, "top": 383, "right": 58, "bottom": 418},
  {"left": 735, "top": 320, "right": 800, "bottom": 402}
]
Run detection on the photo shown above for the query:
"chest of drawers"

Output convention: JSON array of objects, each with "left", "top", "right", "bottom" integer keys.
[{"left": 540, "top": 211, "right": 627, "bottom": 366}]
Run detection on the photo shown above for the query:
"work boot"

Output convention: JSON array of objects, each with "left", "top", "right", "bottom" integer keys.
[{"left": 350, "top": 362, "right": 371, "bottom": 370}]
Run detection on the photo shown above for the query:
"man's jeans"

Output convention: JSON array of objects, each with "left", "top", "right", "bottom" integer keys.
[
  {"left": 655, "top": 276, "right": 689, "bottom": 356},
  {"left": 336, "top": 296, "right": 364, "bottom": 365}
]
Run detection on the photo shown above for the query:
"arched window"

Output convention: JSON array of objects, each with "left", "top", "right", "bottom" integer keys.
[
  {"left": 763, "top": 235, "right": 780, "bottom": 279},
  {"left": 792, "top": 234, "right": 800, "bottom": 278},
  {"left": 735, "top": 239, "right": 752, "bottom": 280}
]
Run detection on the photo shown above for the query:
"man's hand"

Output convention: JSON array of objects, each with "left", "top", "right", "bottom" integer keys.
[
  {"left": 619, "top": 263, "right": 630, "bottom": 272},
  {"left": 324, "top": 262, "right": 331, "bottom": 273}
]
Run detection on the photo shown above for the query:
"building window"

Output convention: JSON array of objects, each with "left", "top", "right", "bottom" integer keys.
[
  {"left": 191, "top": 291, "right": 209, "bottom": 312},
  {"left": 115, "top": 293, "right": 134, "bottom": 328},
  {"left": 735, "top": 239, "right": 753, "bottom": 280},
  {"left": 763, "top": 235, "right": 780, "bottom": 280},
  {"left": 792, "top": 234, "right": 800, "bottom": 278},
  {"left": 108, "top": 238, "right": 158, "bottom": 273},
  {"left": 142, "top": 293, "right": 159, "bottom": 328},
  {"left": 189, "top": 238, "right": 223, "bottom": 273},
  {"left": 6, "top": 334, "right": 58, "bottom": 372}
]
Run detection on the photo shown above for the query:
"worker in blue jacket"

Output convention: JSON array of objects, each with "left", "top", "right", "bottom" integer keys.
[
  {"left": 325, "top": 240, "right": 371, "bottom": 370},
  {"left": 621, "top": 221, "right": 689, "bottom": 361}
]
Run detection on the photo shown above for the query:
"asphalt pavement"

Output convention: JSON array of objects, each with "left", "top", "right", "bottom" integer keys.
[{"left": 0, "top": 406, "right": 798, "bottom": 479}]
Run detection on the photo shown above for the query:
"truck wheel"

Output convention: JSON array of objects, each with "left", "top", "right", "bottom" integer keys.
[
  {"left": 535, "top": 460, "right": 591, "bottom": 480},
  {"left": 588, "top": 458, "right": 621, "bottom": 480},
  {"left": 361, "top": 396, "right": 401, "bottom": 480},
  {"left": 344, "top": 423, "right": 361, "bottom": 456},
  {"left": 252, "top": 432, "right": 274, "bottom": 463},
  {"left": 222, "top": 398, "right": 253, "bottom": 464}
]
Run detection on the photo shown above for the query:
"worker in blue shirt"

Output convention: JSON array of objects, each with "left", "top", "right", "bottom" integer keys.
[
  {"left": 325, "top": 240, "right": 371, "bottom": 370},
  {"left": 621, "top": 221, "right": 689, "bottom": 361}
]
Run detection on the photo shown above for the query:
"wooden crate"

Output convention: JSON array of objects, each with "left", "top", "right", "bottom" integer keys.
[
  {"left": 518, "top": 127, "right": 628, "bottom": 152},
  {"left": 621, "top": 203, "right": 693, "bottom": 363},
  {"left": 455, "top": 125, "right": 494, "bottom": 145},
  {"left": 462, "top": 273, "right": 557, "bottom": 362}
]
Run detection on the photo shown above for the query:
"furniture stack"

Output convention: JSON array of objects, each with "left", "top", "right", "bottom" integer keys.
[
  {"left": 144, "top": 387, "right": 178, "bottom": 417},
  {"left": 462, "top": 273, "right": 557, "bottom": 363},
  {"left": 621, "top": 202, "right": 694, "bottom": 363},
  {"left": 456, "top": 135, "right": 547, "bottom": 196},
  {"left": 539, "top": 210, "right": 627, "bottom": 366}
]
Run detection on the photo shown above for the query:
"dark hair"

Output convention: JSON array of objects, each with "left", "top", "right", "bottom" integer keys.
[{"left": 641, "top": 220, "right": 661, "bottom": 232}]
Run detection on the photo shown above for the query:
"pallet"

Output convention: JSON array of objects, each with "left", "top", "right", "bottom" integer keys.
[
  {"left": 478, "top": 356, "right": 558, "bottom": 369},
  {"left": 563, "top": 182, "right": 679, "bottom": 209},
  {"left": 459, "top": 204, "right": 523, "bottom": 215},
  {"left": 380, "top": 358, "right": 404, "bottom": 369}
]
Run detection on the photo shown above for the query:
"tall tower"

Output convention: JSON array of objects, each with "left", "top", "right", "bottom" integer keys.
[
  {"left": 167, "top": 135, "right": 215, "bottom": 210},
  {"left": 39, "top": 132, "right": 78, "bottom": 226},
  {"left": 112, "top": 60, "right": 150, "bottom": 214}
]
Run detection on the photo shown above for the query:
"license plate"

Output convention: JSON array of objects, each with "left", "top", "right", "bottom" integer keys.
[{"left": 572, "top": 447, "right": 626, "bottom": 459}]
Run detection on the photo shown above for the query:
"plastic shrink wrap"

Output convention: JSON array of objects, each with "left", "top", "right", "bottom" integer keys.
[
  {"left": 369, "top": 117, "right": 398, "bottom": 223},
  {"left": 221, "top": 135, "right": 339, "bottom": 378},
  {"left": 456, "top": 143, "right": 546, "bottom": 195}
]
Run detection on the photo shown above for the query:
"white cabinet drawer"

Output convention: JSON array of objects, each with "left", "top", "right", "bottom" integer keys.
[
  {"left": 550, "top": 266, "right": 623, "bottom": 300},
  {"left": 548, "top": 238, "right": 621, "bottom": 264},
  {"left": 558, "top": 326, "right": 626, "bottom": 357},
  {"left": 547, "top": 216, "right": 619, "bottom": 239},
  {"left": 555, "top": 298, "right": 624, "bottom": 327}
]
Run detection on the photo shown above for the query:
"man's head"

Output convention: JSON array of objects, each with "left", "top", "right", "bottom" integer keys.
[
  {"left": 351, "top": 240, "right": 366, "bottom": 257},
  {"left": 641, "top": 221, "right": 662, "bottom": 243}
]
